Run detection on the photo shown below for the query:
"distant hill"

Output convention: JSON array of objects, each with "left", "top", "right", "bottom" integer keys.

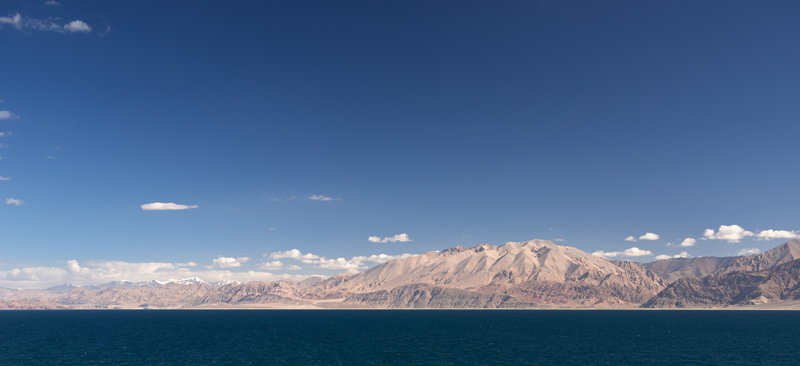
[{"left": 639, "top": 256, "right": 738, "bottom": 283}]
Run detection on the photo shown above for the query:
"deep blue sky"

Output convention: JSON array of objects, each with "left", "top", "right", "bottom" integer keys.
[{"left": 1, "top": 0, "right": 799, "bottom": 288}]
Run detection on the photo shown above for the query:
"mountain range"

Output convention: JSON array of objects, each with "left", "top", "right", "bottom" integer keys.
[{"left": 2, "top": 239, "right": 800, "bottom": 309}]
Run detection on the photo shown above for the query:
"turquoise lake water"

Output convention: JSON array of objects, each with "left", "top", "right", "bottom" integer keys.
[{"left": 0, "top": 310, "right": 798, "bottom": 365}]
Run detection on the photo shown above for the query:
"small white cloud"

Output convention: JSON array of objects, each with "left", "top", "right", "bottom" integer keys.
[
  {"left": 5, "top": 197, "right": 24, "bottom": 206},
  {"left": 639, "top": 232, "right": 660, "bottom": 241},
  {"left": 554, "top": 238, "right": 566, "bottom": 242},
  {"left": 175, "top": 262, "right": 198, "bottom": 267},
  {"left": 0, "top": 14, "right": 22, "bottom": 29},
  {"left": 268, "top": 249, "right": 414, "bottom": 271},
  {"left": 314, "top": 257, "right": 363, "bottom": 270},
  {"left": 755, "top": 230, "right": 799, "bottom": 241},
  {"left": 0, "top": 176, "right": 10, "bottom": 181},
  {"left": 308, "top": 194, "right": 337, "bottom": 201},
  {"left": 655, "top": 251, "right": 690, "bottom": 260},
  {"left": 367, "top": 233, "right": 412, "bottom": 243},
  {"left": 624, "top": 236, "right": 637, "bottom": 242},
  {"left": 703, "top": 225, "right": 754, "bottom": 243},
  {"left": 141, "top": 202, "right": 198, "bottom": 211},
  {"left": 1, "top": 13, "right": 92, "bottom": 34},
  {"left": 258, "top": 261, "right": 286, "bottom": 270},
  {"left": 0, "top": 110, "right": 19, "bottom": 120},
  {"left": 623, "top": 247, "right": 653, "bottom": 256},
  {"left": 64, "top": 20, "right": 91, "bottom": 33},
  {"left": 45, "top": 1, "right": 61, "bottom": 5},
  {"left": 350, "top": 253, "right": 413, "bottom": 264},
  {"left": 737, "top": 248, "right": 760, "bottom": 256},
  {"left": 679, "top": 238, "right": 696, "bottom": 247},
  {"left": 267, "top": 196, "right": 295, "bottom": 202},
  {"left": 209, "top": 256, "right": 250, "bottom": 269},
  {"left": 268, "top": 249, "right": 320, "bottom": 262},
  {"left": 592, "top": 247, "right": 653, "bottom": 258}
]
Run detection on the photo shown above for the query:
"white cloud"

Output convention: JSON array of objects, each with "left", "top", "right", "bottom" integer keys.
[
  {"left": 703, "top": 225, "right": 754, "bottom": 243},
  {"left": 64, "top": 20, "right": 91, "bottom": 33},
  {"left": 267, "top": 196, "right": 295, "bottom": 202},
  {"left": 0, "top": 259, "right": 318, "bottom": 289},
  {"left": 679, "top": 238, "right": 696, "bottom": 247},
  {"left": 350, "top": 253, "right": 413, "bottom": 264},
  {"left": 5, "top": 197, "right": 24, "bottom": 206},
  {"left": 624, "top": 236, "right": 637, "bottom": 242},
  {"left": 592, "top": 247, "right": 653, "bottom": 258},
  {"left": 654, "top": 251, "right": 690, "bottom": 261},
  {"left": 268, "top": 249, "right": 320, "bottom": 262},
  {"left": 258, "top": 261, "right": 302, "bottom": 271},
  {"left": 0, "top": 110, "right": 18, "bottom": 120},
  {"left": 269, "top": 249, "right": 414, "bottom": 271},
  {"left": 368, "top": 233, "right": 412, "bottom": 243},
  {"left": 755, "top": 230, "right": 799, "bottom": 241},
  {"left": 141, "top": 202, "right": 198, "bottom": 211},
  {"left": 639, "top": 232, "right": 660, "bottom": 241},
  {"left": 209, "top": 256, "right": 249, "bottom": 269},
  {"left": 315, "top": 257, "right": 363, "bottom": 270},
  {"left": 259, "top": 261, "right": 286, "bottom": 270},
  {"left": 175, "top": 262, "right": 198, "bottom": 267},
  {"left": 554, "top": 238, "right": 566, "bottom": 242},
  {"left": 0, "top": 13, "right": 92, "bottom": 34},
  {"left": 45, "top": 1, "right": 61, "bottom": 6},
  {"left": 737, "top": 248, "right": 760, "bottom": 256},
  {"left": 0, "top": 14, "right": 22, "bottom": 29},
  {"left": 0, "top": 176, "right": 11, "bottom": 181},
  {"left": 308, "top": 194, "right": 338, "bottom": 201}
]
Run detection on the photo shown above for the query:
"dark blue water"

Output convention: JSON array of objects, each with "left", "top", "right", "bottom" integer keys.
[{"left": 0, "top": 310, "right": 798, "bottom": 365}]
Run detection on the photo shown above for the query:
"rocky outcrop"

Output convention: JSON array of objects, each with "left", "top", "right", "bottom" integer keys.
[
  {"left": 342, "top": 283, "right": 534, "bottom": 308},
  {"left": 642, "top": 258, "right": 800, "bottom": 308}
]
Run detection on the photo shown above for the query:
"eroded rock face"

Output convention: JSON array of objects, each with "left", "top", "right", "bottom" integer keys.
[{"left": 642, "top": 258, "right": 800, "bottom": 308}]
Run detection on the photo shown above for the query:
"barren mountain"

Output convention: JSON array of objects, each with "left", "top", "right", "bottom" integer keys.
[
  {"left": 335, "top": 240, "right": 667, "bottom": 307},
  {"left": 712, "top": 239, "right": 800, "bottom": 276},
  {"left": 641, "top": 239, "right": 800, "bottom": 308},
  {"left": 642, "top": 258, "right": 800, "bottom": 308}
]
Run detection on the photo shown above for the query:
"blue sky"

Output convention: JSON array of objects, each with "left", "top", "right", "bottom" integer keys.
[{"left": 1, "top": 0, "right": 799, "bottom": 288}]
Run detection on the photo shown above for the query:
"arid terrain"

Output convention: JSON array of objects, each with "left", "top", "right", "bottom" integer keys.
[{"left": 3, "top": 239, "right": 800, "bottom": 310}]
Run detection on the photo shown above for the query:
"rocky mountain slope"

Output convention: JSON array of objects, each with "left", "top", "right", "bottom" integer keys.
[
  {"left": 642, "top": 239, "right": 800, "bottom": 308},
  {"left": 712, "top": 239, "right": 800, "bottom": 275},
  {"left": 642, "top": 258, "right": 800, "bottom": 308}
]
